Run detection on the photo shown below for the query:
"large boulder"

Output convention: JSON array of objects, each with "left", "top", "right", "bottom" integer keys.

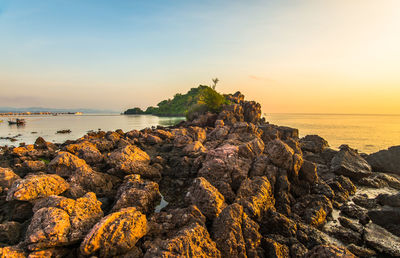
[
  {"left": 300, "top": 135, "right": 329, "bottom": 153},
  {"left": 65, "top": 141, "right": 103, "bottom": 164},
  {"left": 211, "top": 203, "right": 262, "bottom": 257},
  {"left": 144, "top": 222, "right": 221, "bottom": 258},
  {"left": 112, "top": 174, "right": 161, "bottom": 214},
  {"left": 366, "top": 145, "right": 400, "bottom": 175},
  {"left": 22, "top": 160, "right": 46, "bottom": 172},
  {"left": 330, "top": 145, "right": 372, "bottom": 181},
  {"left": 0, "top": 221, "right": 21, "bottom": 244},
  {"left": 0, "top": 246, "right": 26, "bottom": 257},
  {"left": 235, "top": 176, "right": 274, "bottom": 221},
  {"left": 364, "top": 223, "right": 400, "bottom": 256},
  {"left": 107, "top": 145, "right": 160, "bottom": 178},
  {"left": 198, "top": 144, "right": 251, "bottom": 202},
  {"left": 80, "top": 207, "right": 147, "bottom": 257},
  {"left": 292, "top": 194, "right": 333, "bottom": 227},
  {"left": 185, "top": 177, "right": 227, "bottom": 220},
  {"left": 368, "top": 206, "right": 400, "bottom": 237},
  {"left": 265, "top": 139, "right": 302, "bottom": 174},
  {"left": 7, "top": 174, "right": 69, "bottom": 201},
  {"left": 26, "top": 192, "right": 103, "bottom": 250},
  {"left": 0, "top": 167, "right": 20, "bottom": 189},
  {"left": 49, "top": 152, "right": 115, "bottom": 198}
]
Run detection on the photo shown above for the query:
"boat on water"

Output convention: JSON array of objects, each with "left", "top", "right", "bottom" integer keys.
[{"left": 8, "top": 118, "right": 26, "bottom": 125}]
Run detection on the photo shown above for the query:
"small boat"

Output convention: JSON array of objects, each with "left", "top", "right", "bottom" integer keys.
[{"left": 8, "top": 118, "right": 26, "bottom": 125}]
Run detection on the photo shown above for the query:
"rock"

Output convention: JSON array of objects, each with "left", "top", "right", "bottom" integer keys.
[
  {"left": 346, "top": 244, "right": 376, "bottom": 257},
  {"left": 0, "top": 221, "right": 21, "bottom": 244},
  {"left": 338, "top": 217, "right": 363, "bottom": 233},
  {"left": 366, "top": 145, "right": 400, "bottom": 175},
  {"left": 300, "top": 135, "right": 329, "bottom": 153},
  {"left": 260, "top": 210, "right": 297, "bottom": 237},
  {"left": 26, "top": 192, "right": 103, "bottom": 250},
  {"left": 0, "top": 246, "right": 26, "bottom": 257},
  {"left": 25, "top": 207, "right": 71, "bottom": 250},
  {"left": 49, "top": 151, "right": 115, "bottom": 198},
  {"left": 376, "top": 173, "right": 400, "bottom": 189},
  {"left": 189, "top": 126, "right": 207, "bottom": 143},
  {"left": 261, "top": 238, "right": 290, "bottom": 258},
  {"left": 185, "top": 177, "right": 227, "bottom": 220},
  {"left": 352, "top": 194, "right": 377, "bottom": 209},
  {"left": 144, "top": 222, "right": 221, "bottom": 258},
  {"left": 48, "top": 151, "right": 89, "bottom": 176},
  {"left": 323, "top": 225, "right": 361, "bottom": 245},
  {"left": 112, "top": 174, "right": 161, "bottom": 214},
  {"left": 265, "top": 139, "right": 294, "bottom": 171},
  {"left": 364, "top": 223, "right": 400, "bottom": 256},
  {"left": 0, "top": 167, "right": 20, "bottom": 189},
  {"left": 198, "top": 144, "right": 251, "bottom": 201},
  {"left": 242, "top": 101, "right": 261, "bottom": 124},
  {"left": 12, "top": 145, "right": 37, "bottom": 157},
  {"left": 65, "top": 141, "right": 103, "bottom": 164},
  {"left": 107, "top": 145, "right": 160, "bottom": 178},
  {"left": 28, "top": 247, "right": 69, "bottom": 258},
  {"left": 22, "top": 160, "right": 46, "bottom": 172},
  {"left": 238, "top": 137, "right": 265, "bottom": 159},
  {"left": 235, "top": 176, "right": 274, "bottom": 221},
  {"left": 211, "top": 203, "right": 262, "bottom": 257},
  {"left": 330, "top": 145, "right": 372, "bottom": 181},
  {"left": 340, "top": 203, "right": 368, "bottom": 222},
  {"left": 292, "top": 194, "right": 333, "bottom": 227},
  {"left": 300, "top": 160, "right": 319, "bottom": 184},
  {"left": 305, "top": 244, "right": 355, "bottom": 258},
  {"left": 7, "top": 174, "right": 69, "bottom": 201},
  {"left": 368, "top": 206, "right": 400, "bottom": 237},
  {"left": 183, "top": 141, "right": 206, "bottom": 153},
  {"left": 80, "top": 207, "right": 147, "bottom": 257},
  {"left": 377, "top": 192, "right": 400, "bottom": 207},
  {"left": 154, "top": 129, "right": 174, "bottom": 140},
  {"left": 145, "top": 134, "right": 163, "bottom": 145}
]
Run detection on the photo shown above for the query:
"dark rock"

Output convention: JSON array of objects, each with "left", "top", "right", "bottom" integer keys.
[
  {"left": 305, "top": 244, "right": 355, "bottom": 258},
  {"left": 22, "top": 160, "right": 46, "bottom": 172},
  {"left": 26, "top": 192, "right": 103, "bottom": 250},
  {"left": 352, "top": 194, "right": 377, "bottom": 209},
  {"left": 340, "top": 203, "right": 368, "bottom": 222},
  {"left": 260, "top": 210, "right": 297, "bottom": 237},
  {"left": 198, "top": 144, "right": 251, "bottom": 201},
  {"left": 112, "top": 174, "right": 161, "bottom": 214},
  {"left": 377, "top": 192, "right": 400, "bottom": 207},
  {"left": 211, "top": 203, "right": 262, "bottom": 257},
  {"left": 186, "top": 177, "right": 227, "bottom": 220},
  {"left": 338, "top": 217, "right": 363, "bottom": 233},
  {"left": 0, "top": 246, "right": 26, "bottom": 257},
  {"left": 346, "top": 244, "right": 376, "bottom": 258},
  {"left": 0, "top": 167, "right": 20, "bottom": 189},
  {"left": 265, "top": 139, "right": 297, "bottom": 171},
  {"left": 261, "top": 237, "right": 290, "bottom": 258},
  {"left": 330, "top": 145, "right": 372, "bottom": 181},
  {"left": 366, "top": 145, "right": 400, "bottom": 175},
  {"left": 368, "top": 206, "right": 400, "bottom": 237},
  {"left": 364, "top": 223, "right": 400, "bottom": 256},
  {"left": 300, "top": 135, "right": 329, "bottom": 153},
  {"left": 65, "top": 141, "right": 103, "bottom": 164},
  {"left": 323, "top": 225, "right": 361, "bottom": 245},
  {"left": 235, "top": 176, "right": 274, "bottom": 221},
  {"left": 0, "top": 221, "right": 21, "bottom": 244},
  {"left": 300, "top": 160, "right": 319, "bottom": 184},
  {"left": 292, "top": 194, "right": 333, "bottom": 227}
]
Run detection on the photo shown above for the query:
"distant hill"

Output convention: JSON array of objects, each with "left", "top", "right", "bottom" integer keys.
[
  {"left": 124, "top": 85, "right": 209, "bottom": 116},
  {"left": 0, "top": 107, "right": 118, "bottom": 114}
]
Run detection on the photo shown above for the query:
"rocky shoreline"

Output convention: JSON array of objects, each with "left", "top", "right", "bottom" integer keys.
[{"left": 0, "top": 92, "right": 400, "bottom": 257}]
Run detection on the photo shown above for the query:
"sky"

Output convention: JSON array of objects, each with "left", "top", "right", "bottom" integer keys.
[{"left": 1, "top": 0, "right": 400, "bottom": 114}]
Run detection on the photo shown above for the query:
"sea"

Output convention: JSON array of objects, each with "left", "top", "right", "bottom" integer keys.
[{"left": 1, "top": 113, "right": 399, "bottom": 154}]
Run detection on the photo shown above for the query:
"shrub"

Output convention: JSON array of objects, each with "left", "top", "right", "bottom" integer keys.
[{"left": 198, "top": 87, "right": 228, "bottom": 113}]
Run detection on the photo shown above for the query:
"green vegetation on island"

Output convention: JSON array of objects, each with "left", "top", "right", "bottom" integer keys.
[{"left": 124, "top": 80, "right": 229, "bottom": 119}]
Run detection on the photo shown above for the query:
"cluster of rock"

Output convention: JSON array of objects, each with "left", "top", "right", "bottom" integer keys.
[{"left": 0, "top": 91, "right": 400, "bottom": 257}]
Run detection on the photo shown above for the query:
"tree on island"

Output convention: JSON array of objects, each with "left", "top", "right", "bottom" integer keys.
[{"left": 124, "top": 79, "right": 228, "bottom": 119}]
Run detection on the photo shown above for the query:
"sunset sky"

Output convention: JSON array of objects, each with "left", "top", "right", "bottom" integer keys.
[{"left": 1, "top": 0, "right": 400, "bottom": 114}]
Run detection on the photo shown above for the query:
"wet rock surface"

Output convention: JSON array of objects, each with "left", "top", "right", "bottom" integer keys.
[{"left": 0, "top": 91, "right": 399, "bottom": 257}]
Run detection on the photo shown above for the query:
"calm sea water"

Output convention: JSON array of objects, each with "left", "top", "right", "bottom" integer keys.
[
  {"left": 267, "top": 113, "right": 400, "bottom": 154},
  {"left": 0, "top": 114, "right": 184, "bottom": 147},
  {"left": 1, "top": 113, "right": 399, "bottom": 154}
]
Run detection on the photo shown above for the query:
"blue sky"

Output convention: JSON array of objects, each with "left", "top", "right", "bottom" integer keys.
[{"left": 1, "top": 0, "right": 400, "bottom": 113}]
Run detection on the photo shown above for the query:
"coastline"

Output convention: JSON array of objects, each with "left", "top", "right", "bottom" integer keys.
[{"left": 0, "top": 92, "right": 400, "bottom": 257}]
